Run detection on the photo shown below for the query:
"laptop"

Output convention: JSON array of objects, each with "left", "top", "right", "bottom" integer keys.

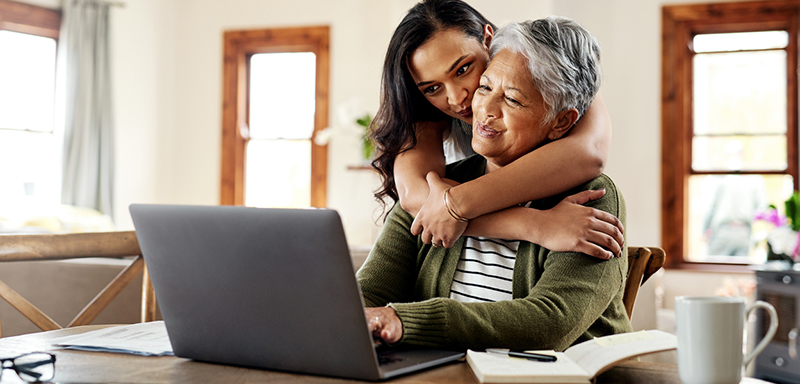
[{"left": 129, "top": 204, "right": 464, "bottom": 381}]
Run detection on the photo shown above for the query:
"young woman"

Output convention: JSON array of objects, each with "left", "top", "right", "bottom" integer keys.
[{"left": 370, "top": 0, "right": 623, "bottom": 259}]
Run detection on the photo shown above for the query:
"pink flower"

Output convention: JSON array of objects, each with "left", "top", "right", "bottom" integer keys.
[
  {"left": 755, "top": 209, "right": 788, "bottom": 227},
  {"left": 794, "top": 230, "right": 800, "bottom": 262}
]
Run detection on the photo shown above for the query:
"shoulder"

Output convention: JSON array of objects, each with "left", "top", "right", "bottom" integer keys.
[
  {"left": 582, "top": 173, "right": 626, "bottom": 222},
  {"left": 586, "top": 173, "right": 622, "bottom": 198},
  {"left": 533, "top": 174, "right": 625, "bottom": 219},
  {"left": 385, "top": 202, "right": 414, "bottom": 229}
]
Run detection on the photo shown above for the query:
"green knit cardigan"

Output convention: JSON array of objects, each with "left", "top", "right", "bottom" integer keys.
[{"left": 357, "top": 155, "right": 633, "bottom": 351}]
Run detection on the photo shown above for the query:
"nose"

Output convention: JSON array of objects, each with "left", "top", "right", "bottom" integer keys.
[
  {"left": 446, "top": 85, "right": 469, "bottom": 108},
  {"left": 474, "top": 91, "right": 500, "bottom": 119}
]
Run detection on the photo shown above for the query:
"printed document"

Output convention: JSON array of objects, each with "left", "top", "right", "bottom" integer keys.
[{"left": 49, "top": 321, "right": 173, "bottom": 356}]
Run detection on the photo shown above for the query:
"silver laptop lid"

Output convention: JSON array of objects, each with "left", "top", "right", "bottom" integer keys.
[{"left": 130, "top": 204, "right": 382, "bottom": 380}]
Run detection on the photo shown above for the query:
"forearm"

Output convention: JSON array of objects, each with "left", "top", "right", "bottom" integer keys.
[
  {"left": 448, "top": 94, "right": 612, "bottom": 219},
  {"left": 394, "top": 121, "right": 447, "bottom": 215},
  {"left": 462, "top": 207, "right": 542, "bottom": 243},
  {"left": 390, "top": 254, "right": 626, "bottom": 351}
]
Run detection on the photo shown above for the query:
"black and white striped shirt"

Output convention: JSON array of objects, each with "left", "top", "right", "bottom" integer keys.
[{"left": 449, "top": 236, "right": 519, "bottom": 303}]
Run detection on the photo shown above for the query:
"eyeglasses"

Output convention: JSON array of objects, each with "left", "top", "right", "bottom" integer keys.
[{"left": 0, "top": 352, "right": 56, "bottom": 383}]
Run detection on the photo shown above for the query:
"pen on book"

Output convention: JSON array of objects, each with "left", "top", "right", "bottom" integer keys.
[{"left": 485, "top": 348, "right": 558, "bottom": 362}]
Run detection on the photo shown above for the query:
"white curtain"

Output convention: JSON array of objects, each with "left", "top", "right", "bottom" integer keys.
[{"left": 59, "top": 0, "right": 115, "bottom": 217}]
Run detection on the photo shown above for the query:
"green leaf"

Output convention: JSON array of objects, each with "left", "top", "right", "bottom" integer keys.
[
  {"left": 786, "top": 191, "right": 800, "bottom": 231},
  {"left": 356, "top": 113, "right": 372, "bottom": 129},
  {"left": 357, "top": 113, "right": 374, "bottom": 160}
]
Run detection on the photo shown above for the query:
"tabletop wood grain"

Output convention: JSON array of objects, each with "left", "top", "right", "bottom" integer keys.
[{"left": 0, "top": 325, "right": 682, "bottom": 384}]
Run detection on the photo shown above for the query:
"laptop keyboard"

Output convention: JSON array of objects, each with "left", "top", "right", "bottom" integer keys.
[
  {"left": 375, "top": 343, "right": 406, "bottom": 366},
  {"left": 378, "top": 354, "right": 405, "bottom": 366}
]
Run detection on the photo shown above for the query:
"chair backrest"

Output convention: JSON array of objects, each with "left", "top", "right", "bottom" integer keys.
[
  {"left": 0, "top": 231, "right": 156, "bottom": 337},
  {"left": 624, "top": 246, "right": 666, "bottom": 320}
]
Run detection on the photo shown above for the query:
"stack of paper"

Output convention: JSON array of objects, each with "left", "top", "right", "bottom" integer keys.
[{"left": 49, "top": 321, "right": 174, "bottom": 356}]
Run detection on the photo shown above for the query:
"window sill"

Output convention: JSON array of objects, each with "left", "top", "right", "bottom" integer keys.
[
  {"left": 347, "top": 165, "right": 372, "bottom": 171},
  {"left": 665, "top": 262, "right": 757, "bottom": 274}
]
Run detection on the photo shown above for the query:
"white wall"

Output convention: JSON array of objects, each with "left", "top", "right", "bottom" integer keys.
[{"left": 111, "top": 0, "right": 178, "bottom": 220}]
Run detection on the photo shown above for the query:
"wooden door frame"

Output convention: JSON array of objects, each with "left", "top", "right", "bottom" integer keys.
[{"left": 220, "top": 26, "right": 329, "bottom": 207}]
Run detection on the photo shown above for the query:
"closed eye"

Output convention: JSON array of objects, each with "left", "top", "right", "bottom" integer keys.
[{"left": 506, "top": 95, "right": 523, "bottom": 106}]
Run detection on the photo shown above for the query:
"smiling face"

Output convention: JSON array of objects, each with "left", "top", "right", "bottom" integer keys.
[
  {"left": 407, "top": 28, "right": 491, "bottom": 125},
  {"left": 471, "top": 49, "right": 565, "bottom": 172}
]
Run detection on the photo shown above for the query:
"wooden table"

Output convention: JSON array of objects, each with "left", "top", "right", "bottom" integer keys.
[{"left": 0, "top": 326, "right": 682, "bottom": 384}]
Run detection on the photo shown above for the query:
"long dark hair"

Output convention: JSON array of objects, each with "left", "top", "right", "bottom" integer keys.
[{"left": 369, "top": 0, "right": 495, "bottom": 210}]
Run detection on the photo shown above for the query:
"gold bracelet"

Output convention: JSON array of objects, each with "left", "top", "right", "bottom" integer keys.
[{"left": 443, "top": 187, "right": 469, "bottom": 223}]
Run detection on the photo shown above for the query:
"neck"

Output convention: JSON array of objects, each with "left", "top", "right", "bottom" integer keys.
[{"left": 484, "top": 160, "right": 501, "bottom": 174}]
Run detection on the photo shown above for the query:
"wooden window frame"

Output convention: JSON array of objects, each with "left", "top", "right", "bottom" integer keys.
[
  {"left": 220, "top": 26, "right": 329, "bottom": 207},
  {"left": 0, "top": 0, "right": 60, "bottom": 39},
  {"left": 662, "top": 1, "right": 800, "bottom": 270}
]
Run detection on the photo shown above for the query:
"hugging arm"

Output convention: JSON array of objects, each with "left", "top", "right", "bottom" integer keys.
[
  {"left": 393, "top": 120, "right": 448, "bottom": 215},
  {"left": 401, "top": 96, "right": 622, "bottom": 257}
]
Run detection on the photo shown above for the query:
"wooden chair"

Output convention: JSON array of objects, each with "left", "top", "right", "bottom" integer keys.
[
  {"left": 623, "top": 246, "right": 666, "bottom": 320},
  {"left": 0, "top": 231, "right": 156, "bottom": 337}
]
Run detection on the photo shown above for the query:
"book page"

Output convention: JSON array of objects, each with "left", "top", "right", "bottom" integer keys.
[
  {"left": 563, "top": 330, "right": 676, "bottom": 377},
  {"left": 466, "top": 350, "right": 591, "bottom": 383}
]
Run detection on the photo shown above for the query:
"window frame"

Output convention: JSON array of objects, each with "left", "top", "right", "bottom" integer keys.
[
  {"left": 661, "top": 0, "right": 800, "bottom": 270},
  {"left": 0, "top": 0, "right": 60, "bottom": 39},
  {"left": 220, "top": 26, "right": 329, "bottom": 207}
]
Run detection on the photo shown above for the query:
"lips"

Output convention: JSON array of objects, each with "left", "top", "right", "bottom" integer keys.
[
  {"left": 456, "top": 107, "right": 472, "bottom": 118},
  {"left": 475, "top": 121, "right": 499, "bottom": 138}
]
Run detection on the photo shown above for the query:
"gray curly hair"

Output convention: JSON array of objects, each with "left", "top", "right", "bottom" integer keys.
[{"left": 489, "top": 16, "right": 602, "bottom": 126}]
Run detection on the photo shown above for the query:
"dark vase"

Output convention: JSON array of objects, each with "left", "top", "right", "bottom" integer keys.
[{"left": 767, "top": 241, "right": 794, "bottom": 263}]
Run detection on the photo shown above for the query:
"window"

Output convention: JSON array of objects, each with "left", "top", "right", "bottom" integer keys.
[
  {"left": 220, "top": 26, "right": 329, "bottom": 208},
  {"left": 662, "top": 1, "right": 799, "bottom": 268},
  {"left": 0, "top": 1, "right": 62, "bottom": 211}
]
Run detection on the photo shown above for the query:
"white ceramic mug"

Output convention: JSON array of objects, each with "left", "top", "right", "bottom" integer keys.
[{"left": 675, "top": 296, "right": 778, "bottom": 384}]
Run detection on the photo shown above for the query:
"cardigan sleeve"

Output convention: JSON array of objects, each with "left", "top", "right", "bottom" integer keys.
[
  {"left": 356, "top": 205, "right": 420, "bottom": 308},
  {"left": 390, "top": 254, "right": 626, "bottom": 351},
  {"left": 390, "top": 175, "right": 629, "bottom": 351}
]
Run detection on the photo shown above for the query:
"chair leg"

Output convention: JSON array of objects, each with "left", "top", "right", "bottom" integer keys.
[
  {"left": 0, "top": 279, "right": 61, "bottom": 332},
  {"left": 141, "top": 265, "right": 157, "bottom": 322},
  {"left": 68, "top": 256, "right": 145, "bottom": 327}
]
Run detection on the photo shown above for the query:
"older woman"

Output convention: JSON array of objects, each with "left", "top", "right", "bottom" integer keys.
[{"left": 357, "top": 16, "right": 632, "bottom": 352}]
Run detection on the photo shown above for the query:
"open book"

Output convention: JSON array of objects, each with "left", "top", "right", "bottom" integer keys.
[{"left": 466, "top": 330, "right": 676, "bottom": 384}]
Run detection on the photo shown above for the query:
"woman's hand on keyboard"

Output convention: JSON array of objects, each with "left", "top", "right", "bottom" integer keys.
[{"left": 365, "top": 307, "right": 402, "bottom": 344}]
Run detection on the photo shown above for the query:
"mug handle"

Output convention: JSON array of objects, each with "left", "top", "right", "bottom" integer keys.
[{"left": 744, "top": 300, "right": 778, "bottom": 367}]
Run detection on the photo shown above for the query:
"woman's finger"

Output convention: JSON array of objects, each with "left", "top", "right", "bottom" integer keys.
[
  {"left": 576, "top": 240, "right": 614, "bottom": 260},
  {"left": 591, "top": 209, "right": 624, "bottom": 235},
  {"left": 410, "top": 216, "right": 423, "bottom": 236},
  {"left": 587, "top": 220, "right": 624, "bottom": 255},
  {"left": 564, "top": 189, "right": 606, "bottom": 205},
  {"left": 582, "top": 228, "right": 622, "bottom": 257}
]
